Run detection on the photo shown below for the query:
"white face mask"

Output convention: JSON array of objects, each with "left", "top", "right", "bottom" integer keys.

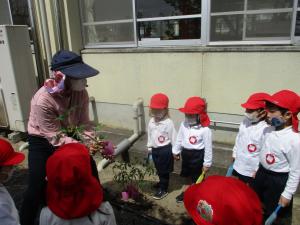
[
  {"left": 244, "top": 112, "right": 259, "bottom": 123},
  {"left": 70, "top": 79, "right": 87, "bottom": 91},
  {"left": 185, "top": 115, "right": 199, "bottom": 126}
]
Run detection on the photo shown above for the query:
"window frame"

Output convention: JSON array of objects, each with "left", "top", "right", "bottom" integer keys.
[{"left": 208, "top": 0, "right": 294, "bottom": 45}]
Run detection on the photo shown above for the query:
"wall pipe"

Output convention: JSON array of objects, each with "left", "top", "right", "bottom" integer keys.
[
  {"left": 27, "top": 0, "right": 47, "bottom": 86},
  {"left": 38, "top": 0, "right": 52, "bottom": 73},
  {"left": 97, "top": 98, "right": 145, "bottom": 172}
]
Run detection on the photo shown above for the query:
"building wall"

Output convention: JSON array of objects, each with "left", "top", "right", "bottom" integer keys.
[
  {"left": 35, "top": 1, "right": 300, "bottom": 144},
  {"left": 83, "top": 50, "right": 300, "bottom": 144}
]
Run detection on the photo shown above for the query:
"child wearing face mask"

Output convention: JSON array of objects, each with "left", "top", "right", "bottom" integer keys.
[
  {"left": 172, "top": 96, "right": 212, "bottom": 203},
  {"left": 231, "top": 92, "right": 270, "bottom": 185},
  {"left": 147, "top": 93, "right": 177, "bottom": 200},
  {"left": 0, "top": 139, "right": 25, "bottom": 225},
  {"left": 252, "top": 90, "right": 300, "bottom": 224}
]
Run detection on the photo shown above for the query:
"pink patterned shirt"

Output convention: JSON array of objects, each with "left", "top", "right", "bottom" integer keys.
[{"left": 28, "top": 87, "right": 94, "bottom": 146}]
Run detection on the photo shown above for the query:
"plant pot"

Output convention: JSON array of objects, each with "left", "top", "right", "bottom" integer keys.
[{"left": 121, "top": 191, "right": 129, "bottom": 201}]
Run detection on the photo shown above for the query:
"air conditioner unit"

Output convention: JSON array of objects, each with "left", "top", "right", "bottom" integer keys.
[{"left": 0, "top": 25, "right": 37, "bottom": 132}]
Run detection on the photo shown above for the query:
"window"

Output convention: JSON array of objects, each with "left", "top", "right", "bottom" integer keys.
[
  {"left": 0, "top": 0, "right": 33, "bottom": 41},
  {"left": 79, "top": 0, "right": 299, "bottom": 47},
  {"left": 210, "top": 0, "right": 293, "bottom": 43},
  {"left": 9, "top": 0, "right": 30, "bottom": 26},
  {"left": 295, "top": 0, "right": 300, "bottom": 37},
  {"left": 79, "top": 0, "right": 136, "bottom": 47},
  {"left": 0, "top": 0, "right": 12, "bottom": 24},
  {"left": 136, "top": 0, "right": 202, "bottom": 46}
]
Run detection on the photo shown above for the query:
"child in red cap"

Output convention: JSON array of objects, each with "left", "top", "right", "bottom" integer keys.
[
  {"left": 0, "top": 138, "right": 25, "bottom": 225},
  {"left": 184, "top": 175, "right": 263, "bottom": 225},
  {"left": 147, "top": 93, "right": 177, "bottom": 200},
  {"left": 39, "top": 143, "right": 116, "bottom": 225},
  {"left": 172, "top": 96, "right": 212, "bottom": 203},
  {"left": 232, "top": 92, "right": 270, "bottom": 185},
  {"left": 252, "top": 89, "right": 300, "bottom": 224}
]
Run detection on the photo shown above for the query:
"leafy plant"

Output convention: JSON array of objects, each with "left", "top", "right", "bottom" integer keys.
[
  {"left": 55, "top": 108, "right": 114, "bottom": 159},
  {"left": 112, "top": 158, "right": 155, "bottom": 199}
]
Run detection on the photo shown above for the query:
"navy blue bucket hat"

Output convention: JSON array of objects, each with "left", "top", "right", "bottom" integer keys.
[{"left": 51, "top": 50, "right": 99, "bottom": 79}]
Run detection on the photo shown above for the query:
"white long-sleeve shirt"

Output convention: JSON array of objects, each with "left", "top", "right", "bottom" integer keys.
[
  {"left": 147, "top": 118, "right": 177, "bottom": 149},
  {"left": 0, "top": 184, "right": 20, "bottom": 225},
  {"left": 39, "top": 202, "right": 117, "bottom": 225},
  {"left": 172, "top": 122, "right": 212, "bottom": 167},
  {"left": 232, "top": 119, "right": 269, "bottom": 177},
  {"left": 259, "top": 126, "right": 300, "bottom": 200}
]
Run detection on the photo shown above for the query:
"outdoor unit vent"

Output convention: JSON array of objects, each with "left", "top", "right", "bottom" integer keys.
[{"left": 0, "top": 25, "right": 37, "bottom": 132}]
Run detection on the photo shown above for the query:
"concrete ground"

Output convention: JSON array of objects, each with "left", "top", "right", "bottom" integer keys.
[{"left": 3, "top": 126, "right": 300, "bottom": 225}]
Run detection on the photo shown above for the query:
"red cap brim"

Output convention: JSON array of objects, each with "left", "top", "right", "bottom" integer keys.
[
  {"left": 179, "top": 107, "right": 197, "bottom": 114},
  {"left": 241, "top": 103, "right": 261, "bottom": 110},
  {"left": 1, "top": 152, "right": 25, "bottom": 166}
]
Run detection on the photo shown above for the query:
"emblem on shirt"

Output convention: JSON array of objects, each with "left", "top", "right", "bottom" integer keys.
[
  {"left": 158, "top": 135, "right": 165, "bottom": 143},
  {"left": 247, "top": 144, "right": 257, "bottom": 153},
  {"left": 266, "top": 153, "right": 275, "bottom": 165},
  {"left": 197, "top": 200, "right": 213, "bottom": 222},
  {"left": 189, "top": 136, "right": 197, "bottom": 144}
]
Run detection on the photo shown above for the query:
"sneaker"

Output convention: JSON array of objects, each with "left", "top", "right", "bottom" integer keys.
[
  {"left": 176, "top": 192, "right": 184, "bottom": 203},
  {"left": 152, "top": 182, "right": 160, "bottom": 189},
  {"left": 153, "top": 190, "right": 168, "bottom": 200}
]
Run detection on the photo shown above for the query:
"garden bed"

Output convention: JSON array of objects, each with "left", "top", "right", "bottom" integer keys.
[{"left": 5, "top": 164, "right": 193, "bottom": 225}]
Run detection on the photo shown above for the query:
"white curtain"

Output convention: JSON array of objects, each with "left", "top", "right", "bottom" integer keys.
[{"left": 84, "top": 0, "right": 98, "bottom": 43}]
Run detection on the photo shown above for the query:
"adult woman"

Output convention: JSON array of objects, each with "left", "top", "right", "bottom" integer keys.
[{"left": 20, "top": 50, "right": 100, "bottom": 225}]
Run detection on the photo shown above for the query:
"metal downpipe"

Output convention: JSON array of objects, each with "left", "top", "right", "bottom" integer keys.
[{"left": 97, "top": 98, "right": 145, "bottom": 171}]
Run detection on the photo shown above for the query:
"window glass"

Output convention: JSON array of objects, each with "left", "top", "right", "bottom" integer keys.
[
  {"left": 9, "top": 0, "right": 30, "bottom": 25},
  {"left": 83, "top": 23, "right": 134, "bottom": 43},
  {"left": 138, "top": 18, "right": 200, "bottom": 40},
  {"left": 81, "top": 0, "right": 132, "bottom": 23},
  {"left": 0, "top": 0, "right": 12, "bottom": 24},
  {"left": 210, "top": 15, "right": 243, "bottom": 41},
  {"left": 211, "top": 0, "right": 244, "bottom": 13},
  {"left": 136, "top": 0, "right": 201, "bottom": 18},
  {"left": 247, "top": 0, "right": 293, "bottom": 10},
  {"left": 295, "top": 12, "right": 300, "bottom": 36},
  {"left": 246, "top": 13, "right": 292, "bottom": 38}
]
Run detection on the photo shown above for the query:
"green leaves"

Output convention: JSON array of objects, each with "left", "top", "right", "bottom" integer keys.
[{"left": 112, "top": 159, "right": 155, "bottom": 190}]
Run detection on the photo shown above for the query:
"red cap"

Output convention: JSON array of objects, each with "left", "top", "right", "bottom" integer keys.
[
  {"left": 150, "top": 93, "right": 169, "bottom": 109},
  {"left": 241, "top": 92, "right": 270, "bottom": 110},
  {"left": 46, "top": 143, "right": 103, "bottom": 219},
  {"left": 0, "top": 139, "right": 25, "bottom": 166},
  {"left": 184, "top": 176, "right": 262, "bottom": 225},
  {"left": 266, "top": 90, "right": 300, "bottom": 132},
  {"left": 179, "top": 97, "right": 210, "bottom": 127}
]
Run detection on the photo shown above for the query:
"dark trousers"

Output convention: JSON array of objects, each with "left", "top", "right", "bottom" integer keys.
[
  {"left": 181, "top": 149, "right": 204, "bottom": 183},
  {"left": 20, "top": 136, "right": 55, "bottom": 225},
  {"left": 232, "top": 169, "right": 254, "bottom": 186},
  {"left": 152, "top": 144, "right": 173, "bottom": 191},
  {"left": 252, "top": 165, "right": 292, "bottom": 224},
  {"left": 20, "top": 135, "right": 100, "bottom": 225}
]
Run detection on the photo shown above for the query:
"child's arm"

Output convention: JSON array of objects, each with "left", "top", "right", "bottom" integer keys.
[
  {"left": 280, "top": 141, "right": 300, "bottom": 206},
  {"left": 203, "top": 127, "right": 213, "bottom": 171},
  {"left": 232, "top": 122, "right": 243, "bottom": 160},
  {"left": 169, "top": 120, "right": 177, "bottom": 146},
  {"left": 172, "top": 123, "right": 183, "bottom": 157},
  {"left": 146, "top": 121, "right": 152, "bottom": 152}
]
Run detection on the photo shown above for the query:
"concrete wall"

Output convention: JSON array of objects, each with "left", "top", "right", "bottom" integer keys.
[{"left": 84, "top": 50, "right": 300, "bottom": 144}]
